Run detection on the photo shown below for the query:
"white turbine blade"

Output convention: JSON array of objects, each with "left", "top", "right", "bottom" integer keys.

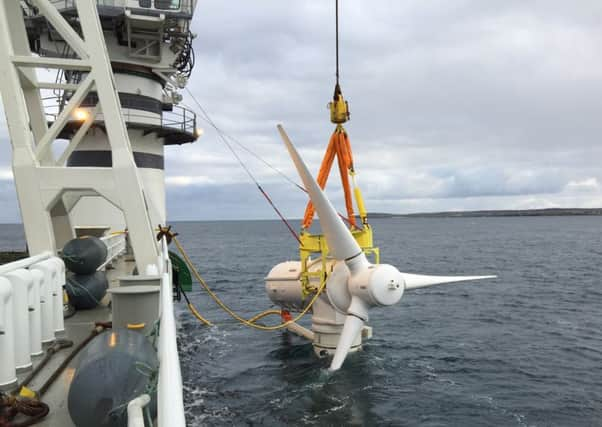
[
  {"left": 278, "top": 124, "right": 362, "bottom": 261},
  {"left": 401, "top": 273, "right": 496, "bottom": 290},
  {"left": 329, "top": 314, "right": 365, "bottom": 371}
]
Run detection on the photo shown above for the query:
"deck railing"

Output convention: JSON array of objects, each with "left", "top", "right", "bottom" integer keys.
[
  {"left": 48, "top": 0, "right": 194, "bottom": 14},
  {"left": 98, "top": 233, "right": 128, "bottom": 271},
  {"left": 43, "top": 96, "right": 198, "bottom": 140},
  {"left": 156, "top": 237, "right": 186, "bottom": 426},
  {"left": 0, "top": 239, "right": 186, "bottom": 425},
  {"left": 0, "top": 252, "right": 65, "bottom": 388}
]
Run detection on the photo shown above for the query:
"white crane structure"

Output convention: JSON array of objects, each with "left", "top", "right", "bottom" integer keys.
[
  {"left": 0, "top": 2, "right": 199, "bottom": 425},
  {"left": 0, "top": 0, "right": 199, "bottom": 273}
]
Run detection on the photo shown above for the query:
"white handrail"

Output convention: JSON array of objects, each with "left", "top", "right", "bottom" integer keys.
[
  {"left": 98, "top": 233, "right": 127, "bottom": 271},
  {"left": 0, "top": 252, "right": 63, "bottom": 389},
  {"left": 127, "top": 394, "right": 150, "bottom": 427},
  {"left": 156, "top": 237, "right": 186, "bottom": 427},
  {"left": 0, "top": 252, "right": 52, "bottom": 275}
]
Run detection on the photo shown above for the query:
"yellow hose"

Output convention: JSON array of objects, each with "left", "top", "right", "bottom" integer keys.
[{"left": 172, "top": 236, "right": 326, "bottom": 331}]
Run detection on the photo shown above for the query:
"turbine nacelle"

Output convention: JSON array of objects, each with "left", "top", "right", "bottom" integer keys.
[
  {"left": 325, "top": 261, "right": 404, "bottom": 317},
  {"left": 277, "top": 124, "right": 496, "bottom": 371},
  {"left": 348, "top": 263, "right": 404, "bottom": 311}
]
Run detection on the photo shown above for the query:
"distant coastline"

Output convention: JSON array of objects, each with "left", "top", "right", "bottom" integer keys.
[
  {"left": 1, "top": 208, "right": 602, "bottom": 225},
  {"left": 369, "top": 208, "right": 602, "bottom": 218}
]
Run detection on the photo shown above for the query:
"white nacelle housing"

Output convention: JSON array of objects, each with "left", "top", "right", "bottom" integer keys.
[
  {"left": 265, "top": 261, "right": 305, "bottom": 312},
  {"left": 265, "top": 259, "right": 370, "bottom": 358}
]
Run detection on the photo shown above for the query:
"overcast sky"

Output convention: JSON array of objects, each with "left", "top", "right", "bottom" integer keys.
[{"left": 1, "top": 0, "right": 602, "bottom": 222}]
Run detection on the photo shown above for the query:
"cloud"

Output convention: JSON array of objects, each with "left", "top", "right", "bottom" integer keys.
[
  {"left": 165, "top": 175, "right": 215, "bottom": 187},
  {"left": 563, "top": 177, "right": 600, "bottom": 193},
  {"left": 2, "top": 1, "right": 602, "bottom": 222},
  {"left": 0, "top": 168, "right": 13, "bottom": 181}
]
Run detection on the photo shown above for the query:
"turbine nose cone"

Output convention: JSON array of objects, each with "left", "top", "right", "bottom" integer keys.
[{"left": 369, "top": 264, "right": 404, "bottom": 306}]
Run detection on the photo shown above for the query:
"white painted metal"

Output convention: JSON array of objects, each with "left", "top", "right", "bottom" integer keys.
[
  {"left": 265, "top": 261, "right": 306, "bottom": 311},
  {"left": 0, "top": 253, "right": 53, "bottom": 359},
  {"left": 0, "top": 276, "right": 16, "bottom": 388},
  {"left": 75, "top": 0, "right": 160, "bottom": 272},
  {"left": 0, "top": 0, "right": 159, "bottom": 271},
  {"left": 3, "top": 269, "right": 34, "bottom": 371},
  {"left": 0, "top": 0, "right": 196, "bottom": 419},
  {"left": 401, "top": 273, "right": 497, "bottom": 290},
  {"left": 30, "top": 260, "right": 58, "bottom": 344},
  {"left": 34, "top": 74, "right": 95, "bottom": 160},
  {"left": 0, "top": 1, "right": 56, "bottom": 253},
  {"left": 29, "top": 269, "right": 45, "bottom": 357},
  {"left": 278, "top": 125, "right": 496, "bottom": 371},
  {"left": 127, "top": 394, "right": 151, "bottom": 427},
  {"left": 49, "top": 257, "right": 66, "bottom": 334},
  {"left": 330, "top": 314, "right": 365, "bottom": 370},
  {"left": 69, "top": 127, "right": 168, "bottom": 228},
  {"left": 280, "top": 125, "right": 364, "bottom": 266},
  {"left": 265, "top": 259, "right": 366, "bottom": 356},
  {"left": 0, "top": 253, "right": 53, "bottom": 276},
  {"left": 50, "top": 0, "right": 195, "bottom": 15},
  {"left": 157, "top": 237, "right": 186, "bottom": 427},
  {"left": 98, "top": 233, "right": 128, "bottom": 271},
  {"left": 32, "top": 0, "right": 89, "bottom": 59},
  {"left": 312, "top": 264, "right": 359, "bottom": 357},
  {"left": 56, "top": 107, "right": 100, "bottom": 166},
  {"left": 10, "top": 55, "right": 91, "bottom": 70},
  {"left": 286, "top": 322, "right": 315, "bottom": 341}
]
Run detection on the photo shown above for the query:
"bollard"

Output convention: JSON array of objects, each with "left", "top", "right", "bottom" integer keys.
[
  {"left": 3, "top": 269, "right": 33, "bottom": 371},
  {"left": 30, "top": 259, "right": 57, "bottom": 344},
  {"left": 49, "top": 257, "right": 66, "bottom": 334},
  {"left": 29, "top": 269, "right": 44, "bottom": 357},
  {"left": 0, "top": 276, "right": 16, "bottom": 389}
]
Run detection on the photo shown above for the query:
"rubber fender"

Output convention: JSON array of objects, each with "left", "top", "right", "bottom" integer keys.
[
  {"left": 68, "top": 328, "right": 158, "bottom": 427},
  {"left": 62, "top": 236, "right": 107, "bottom": 274},
  {"left": 65, "top": 271, "right": 108, "bottom": 310}
]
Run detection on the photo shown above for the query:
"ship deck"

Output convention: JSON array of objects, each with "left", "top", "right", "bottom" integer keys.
[{"left": 13, "top": 255, "right": 135, "bottom": 427}]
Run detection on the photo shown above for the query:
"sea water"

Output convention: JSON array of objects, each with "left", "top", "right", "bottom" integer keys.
[{"left": 1, "top": 216, "right": 600, "bottom": 426}]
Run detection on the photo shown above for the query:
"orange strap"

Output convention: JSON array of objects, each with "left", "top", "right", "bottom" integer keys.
[
  {"left": 302, "top": 127, "right": 357, "bottom": 229},
  {"left": 302, "top": 132, "right": 336, "bottom": 227}
]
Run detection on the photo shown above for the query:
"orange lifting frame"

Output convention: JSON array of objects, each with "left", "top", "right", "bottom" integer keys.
[{"left": 302, "top": 125, "right": 357, "bottom": 229}]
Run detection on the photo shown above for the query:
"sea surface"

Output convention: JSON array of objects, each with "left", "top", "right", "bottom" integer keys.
[{"left": 1, "top": 217, "right": 601, "bottom": 426}]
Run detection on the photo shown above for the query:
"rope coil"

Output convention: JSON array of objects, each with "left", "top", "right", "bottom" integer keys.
[{"left": 0, "top": 394, "right": 49, "bottom": 427}]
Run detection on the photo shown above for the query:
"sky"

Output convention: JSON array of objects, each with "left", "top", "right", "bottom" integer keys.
[{"left": 1, "top": 0, "right": 602, "bottom": 222}]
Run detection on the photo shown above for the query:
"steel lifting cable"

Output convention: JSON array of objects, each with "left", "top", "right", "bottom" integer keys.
[
  {"left": 184, "top": 88, "right": 304, "bottom": 192},
  {"left": 335, "top": 0, "right": 340, "bottom": 86},
  {"left": 184, "top": 89, "right": 356, "bottom": 231},
  {"left": 186, "top": 102, "right": 306, "bottom": 193},
  {"left": 172, "top": 235, "right": 327, "bottom": 331},
  {"left": 183, "top": 88, "right": 302, "bottom": 245}
]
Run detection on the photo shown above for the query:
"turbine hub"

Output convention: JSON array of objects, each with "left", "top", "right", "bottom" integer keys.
[{"left": 349, "top": 264, "right": 404, "bottom": 307}]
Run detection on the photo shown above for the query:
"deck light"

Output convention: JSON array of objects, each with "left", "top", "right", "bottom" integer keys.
[{"left": 73, "top": 108, "right": 88, "bottom": 121}]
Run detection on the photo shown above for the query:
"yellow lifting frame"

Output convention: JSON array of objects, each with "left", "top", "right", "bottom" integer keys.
[{"left": 299, "top": 225, "right": 379, "bottom": 297}]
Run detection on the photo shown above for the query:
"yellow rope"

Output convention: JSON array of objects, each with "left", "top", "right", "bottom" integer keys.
[
  {"left": 247, "top": 309, "right": 283, "bottom": 323},
  {"left": 187, "top": 303, "right": 213, "bottom": 326},
  {"left": 172, "top": 236, "right": 326, "bottom": 331}
]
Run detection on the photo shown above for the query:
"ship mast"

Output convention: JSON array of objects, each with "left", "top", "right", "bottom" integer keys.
[{"left": 0, "top": 0, "right": 200, "bottom": 272}]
